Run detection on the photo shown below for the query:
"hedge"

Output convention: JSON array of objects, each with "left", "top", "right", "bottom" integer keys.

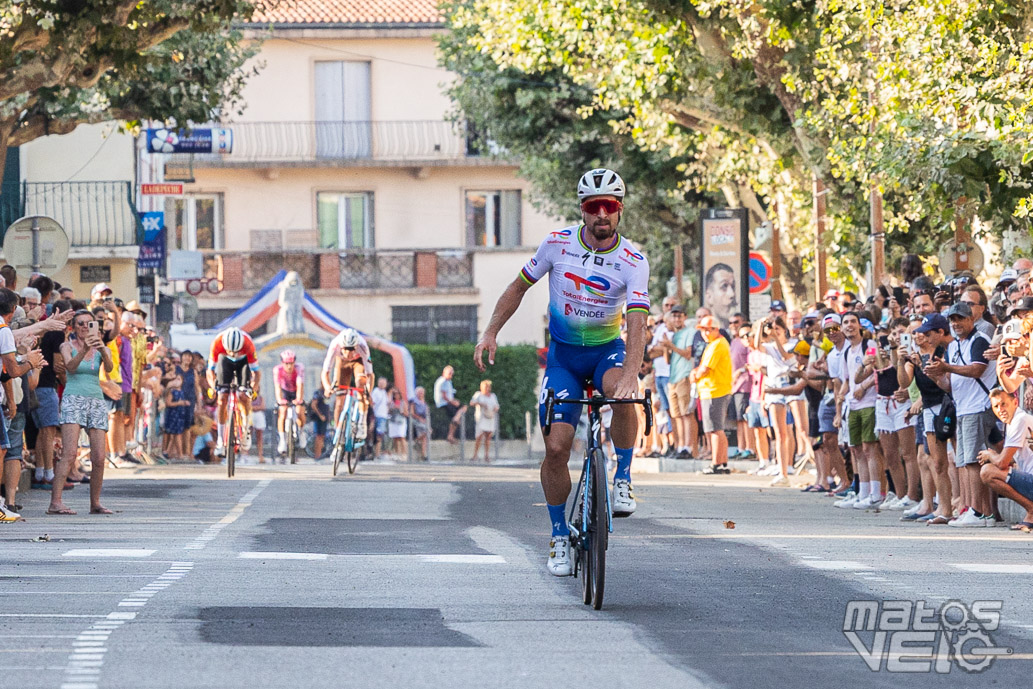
[{"left": 369, "top": 343, "right": 539, "bottom": 440}]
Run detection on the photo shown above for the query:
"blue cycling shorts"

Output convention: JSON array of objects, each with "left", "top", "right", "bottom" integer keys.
[{"left": 538, "top": 338, "right": 626, "bottom": 428}]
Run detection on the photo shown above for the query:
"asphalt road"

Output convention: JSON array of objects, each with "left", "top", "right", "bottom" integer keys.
[{"left": 2, "top": 460, "right": 1033, "bottom": 688}]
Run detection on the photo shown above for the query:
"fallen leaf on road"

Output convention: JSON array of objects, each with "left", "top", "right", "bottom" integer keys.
[
  {"left": 30, "top": 534, "right": 50, "bottom": 542},
  {"left": 724, "top": 521, "right": 736, "bottom": 529}
]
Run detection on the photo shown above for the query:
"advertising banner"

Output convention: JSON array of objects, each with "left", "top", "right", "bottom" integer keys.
[
  {"left": 146, "top": 127, "right": 233, "bottom": 154},
  {"left": 700, "top": 208, "right": 749, "bottom": 330},
  {"left": 138, "top": 211, "right": 165, "bottom": 270}
]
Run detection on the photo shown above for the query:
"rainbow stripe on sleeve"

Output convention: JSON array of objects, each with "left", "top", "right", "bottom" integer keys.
[{"left": 519, "top": 267, "right": 538, "bottom": 285}]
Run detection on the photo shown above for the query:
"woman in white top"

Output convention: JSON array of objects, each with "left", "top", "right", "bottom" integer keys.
[
  {"left": 757, "top": 316, "right": 796, "bottom": 484},
  {"left": 470, "top": 380, "right": 500, "bottom": 463}
]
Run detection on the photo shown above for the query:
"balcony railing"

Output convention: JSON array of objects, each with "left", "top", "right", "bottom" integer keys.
[
  {"left": 170, "top": 121, "right": 473, "bottom": 165},
  {"left": 0, "top": 181, "right": 140, "bottom": 246},
  {"left": 200, "top": 249, "right": 474, "bottom": 292}
]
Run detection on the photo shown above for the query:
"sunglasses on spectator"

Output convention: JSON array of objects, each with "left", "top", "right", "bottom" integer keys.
[
  {"left": 581, "top": 198, "right": 623, "bottom": 215},
  {"left": 822, "top": 326, "right": 840, "bottom": 334}
]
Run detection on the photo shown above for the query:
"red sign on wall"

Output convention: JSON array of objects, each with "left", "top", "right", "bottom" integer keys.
[{"left": 140, "top": 183, "right": 183, "bottom": 196}]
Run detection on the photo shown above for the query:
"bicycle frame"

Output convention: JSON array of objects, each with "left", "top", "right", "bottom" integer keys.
[
  {"left": 542, "top": 387, "right": 652, "bottom": 554},
  {"left": 333, "top": 387, "right": 365, "bottom": 450}
]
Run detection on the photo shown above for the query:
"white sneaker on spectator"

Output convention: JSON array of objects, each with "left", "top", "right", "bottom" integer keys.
[
  {"left": 891, "top": 497, "right": 918, "bottom": 512},
  {"left": 833, "top": 492, "right": 857, "bottom": 508},
  {"left": 948, "top": 509, "right": 987, "bottom": 528},
  {"left": 852, "top": 495, "right": 875, "bottom": 510},
  {"left": 984, "top": 515, "right": 998, "bottom": 527},
  {"left": 760, "top": 464, "right": 781, "bottom": 476},
  {"left": 769, "top": 475, "right": 789, "bottom": 486},
  {"left": 0, "top": 500, "right": 20, "bottom": 521},
  {"left": 786, "top": 466, "right": 796, "bottom": 475},
  {"left": 749, "top": 462, "right": 769, "bottom": 475},
  {"left": 902, "top": 500, "right": 925, "bottom": 517},
  {"left": 875, "top": 492, "right": 896, "bottom": 509}
]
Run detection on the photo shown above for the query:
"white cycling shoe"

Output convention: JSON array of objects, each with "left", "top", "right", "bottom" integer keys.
[
  {"left": 547, "top": 536, "right": 572, "bottom": 576},
  {"left": 355, "top": 422, "right": 367, "bottom": 440},
  {"left": 612, "top": 479, "right": 636, "bottom": 517},
  {"left": 214, "top": 440, "right": 226, "bottom": 457},
  {"left": 277, "top": 437, "right": 287, "bottom": 454},
  {"left": 241, "top": 429, "right": 252, "bottom": 452}
]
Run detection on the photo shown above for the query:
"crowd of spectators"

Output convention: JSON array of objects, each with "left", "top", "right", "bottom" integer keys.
[{"left": 633, "top": 254, "right": 1033, "bottom": 529}]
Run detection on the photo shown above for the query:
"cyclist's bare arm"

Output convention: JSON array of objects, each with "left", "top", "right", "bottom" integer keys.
[{"left": 475, "top": 277, "right": 531, "bottom": 371}]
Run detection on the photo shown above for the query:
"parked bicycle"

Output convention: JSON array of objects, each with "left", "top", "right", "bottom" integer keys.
[{"left": 543, "top": 387, "right": 652, "bottom": 610}]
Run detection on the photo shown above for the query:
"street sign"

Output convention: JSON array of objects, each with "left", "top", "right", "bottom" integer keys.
[
  {"left": 168, "top": 250, "right": 204, "bottom": 280},
  {"left": 2, "top": 215, "right": 70, "bottom": 274},
  {"left": 146, "top": 128, "right": 233, "bottom": 154},
  {"left": 939, "top": 238, "right": 984, "bottom": 275},
  {"left": 748, "top": 252, "right": 772, "bottom": 294},
  {"left": 141, "top": 183, "right": 183, "bottom": 196}
]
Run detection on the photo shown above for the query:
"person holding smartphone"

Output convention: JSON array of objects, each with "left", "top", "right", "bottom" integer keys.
[{"left": 48, "top": 310, "right": 114, "bottom": 516}]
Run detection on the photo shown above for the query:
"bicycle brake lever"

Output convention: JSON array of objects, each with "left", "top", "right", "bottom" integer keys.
[{"left": 643, "top": 389, "right": 653, "bottom": 437}]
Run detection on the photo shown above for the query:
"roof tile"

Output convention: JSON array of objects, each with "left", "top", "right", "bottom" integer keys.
[{"left": 251, "top": 0, "right": 443, "bottom": 26}]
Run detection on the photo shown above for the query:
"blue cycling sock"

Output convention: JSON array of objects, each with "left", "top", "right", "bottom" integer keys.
[
  {"left": 547, "top": 503, "right": 569, "bottom": 537},
  {"left": 614, "top": 446, "right": 633, "bottom": 483}
]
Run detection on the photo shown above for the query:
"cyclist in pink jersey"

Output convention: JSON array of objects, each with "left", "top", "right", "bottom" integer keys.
[{"left": 274, "top": 350, "right": 306, "bottom": 455}]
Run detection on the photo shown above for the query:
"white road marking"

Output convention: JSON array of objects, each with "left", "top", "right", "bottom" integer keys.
[
  {"left": 238, "top": 552, "right": 328, "bottom": 560},
  {"left": 800, "top": 560, "right": 872, "bottom": 570},
  {"left": 0, "top": 614, "right": 107, "bottom": 619},
  {"left": 56, "top": 563, "right": 194, "bottom": 689},
  {"left": 184, "top": 479, "right": 272, "bottom": 550},
  {"left": 61, "top": 549, "right": 155, "bottom": 558},
  {"left": 951, "top": 563, "right": 1033, "bottom": 574}
]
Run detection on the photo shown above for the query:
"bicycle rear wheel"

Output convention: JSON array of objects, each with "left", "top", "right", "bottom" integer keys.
[
  {"left": 226, "top": 400, "right": 237, "bottom": 478},
  {"left": 588, "top": 447, "right": 608, "bottom": 609}
]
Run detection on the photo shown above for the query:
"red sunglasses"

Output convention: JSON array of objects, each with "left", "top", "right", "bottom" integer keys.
[{"left": 581, "top": 198, "right": 623, "bottom": 215}]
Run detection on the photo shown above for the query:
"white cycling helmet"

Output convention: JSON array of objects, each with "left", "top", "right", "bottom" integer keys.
[
  {"left": 223, "top": 327, "right": 246, "bottom": 353},
  {"left": 340, "top": 328, "right": 361, "bottom": 348},
  {"left": 577, "top": 168, "right": 626, "bottom": 200}
]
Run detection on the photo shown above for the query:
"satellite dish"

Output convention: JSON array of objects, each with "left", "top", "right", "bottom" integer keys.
[
  {"left": 2, "top": 215, "right": 70, "bottom": 274},
  {"left": 938, "top": 238, "right": 984, "bottom": 275}
]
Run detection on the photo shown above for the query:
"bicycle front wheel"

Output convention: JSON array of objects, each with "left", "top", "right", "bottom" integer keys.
[
  {"left": 226, "top": 402, "right": 237, "bottom": 478},
  {"left": 588, "top": 447, "right": 608, "bottom": 609},
  {"left": 287, "top": 415, "right": 297, "bottom": 465}
]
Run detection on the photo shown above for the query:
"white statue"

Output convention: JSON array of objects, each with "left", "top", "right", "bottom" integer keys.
[{"left": 277, "top": 271, "right": 306, "bottom": 334}]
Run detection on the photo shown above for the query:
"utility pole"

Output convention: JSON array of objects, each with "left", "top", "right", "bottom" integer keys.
[
  {"left": 770, "top": 200, "right": 783, "bottom": 301},
  {"left": 673, "top": 244, "right": 684, "bottom": 302},
  {"left": 813, "top": 176, "right": 828, "bottom": 302},
  {"left": 871, "top": 186, "right": 886, "bottom": 285}
]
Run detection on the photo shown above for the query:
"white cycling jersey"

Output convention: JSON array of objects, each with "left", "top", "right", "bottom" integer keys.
[
  {"left": 520, "top": 224, "right": 650, "bottom": 347},
  {"left": 322, "top": 330, "right": 373, "bottom": 379}
]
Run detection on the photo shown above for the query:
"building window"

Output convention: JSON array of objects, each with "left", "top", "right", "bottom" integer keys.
[
  {"left": 465, "top": 190, "right": 521, "bottom": 248},
  {"left": 392, "top": 305, "right": 477, "bottom": 344},
  {"left": 165, "top": 194, "right": 223, "bottom": 250},
  {"left": 314, "top": 61, "right": 372, "bottom": 158},
  {"left": 317, "top": 192, "right": 373, "bottom": 249}
]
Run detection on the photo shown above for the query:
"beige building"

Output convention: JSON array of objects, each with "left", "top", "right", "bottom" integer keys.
[
  {"left": 161, "top": 1, "right": 561, "bottom": 346},
  {"left": 1, "top": 123, "right": 140, "bottom": 299}
]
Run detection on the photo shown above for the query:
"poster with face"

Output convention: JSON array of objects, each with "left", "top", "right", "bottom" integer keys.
[{"left": 700, "top": 209, "right": 748, "bottom": 331}]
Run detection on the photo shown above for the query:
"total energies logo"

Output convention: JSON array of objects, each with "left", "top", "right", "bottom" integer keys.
[
  {"left": 550, "top": 229, "right": 572, "bottom": 238},
  {"left": 623, "top": 248, "right": 644, "bottom": 262},
  {"left": 564, "top": 272, "right": 611, "bottom": 297}
]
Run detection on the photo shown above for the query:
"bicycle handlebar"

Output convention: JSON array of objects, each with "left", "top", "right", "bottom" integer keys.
[{"left": 542, "top": 388, "right": 652, "bottom": 438}]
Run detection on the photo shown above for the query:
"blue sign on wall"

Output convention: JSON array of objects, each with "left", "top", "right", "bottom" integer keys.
[
  {"left": 146, "top": 128, "right": 233, "bottom": 154},
  {"left": 138, "top": 211, "right": 165, "bottom": 270}
]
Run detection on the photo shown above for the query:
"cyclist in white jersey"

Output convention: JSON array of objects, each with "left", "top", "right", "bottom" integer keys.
[
  {"left": 475, "top": 168, "right": 651, "bottom": 576},
  {"left": 321, "top": 328, "right": 374, "bottom": 440}
]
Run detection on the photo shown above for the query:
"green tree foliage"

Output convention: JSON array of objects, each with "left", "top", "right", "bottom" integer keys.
[
  {"left": 370, "top": 344, "right": 540, "bottom": 440},
  {"left": 443, "top": 0, "right": 1033, "bottom": 282},
  {"left": 0, "top": 0, "right": 270, "bottom": 178}
]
